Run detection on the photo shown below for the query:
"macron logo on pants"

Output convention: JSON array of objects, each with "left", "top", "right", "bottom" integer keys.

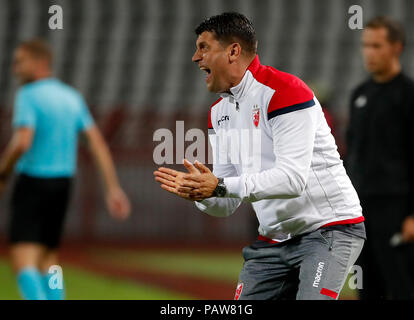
[{"left": 313, "top": 262, "right": 325, "bottom": 287}]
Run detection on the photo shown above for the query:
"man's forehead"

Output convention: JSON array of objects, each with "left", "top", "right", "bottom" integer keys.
[
  {"left": 363, "top": 27, "right": 388, "bottom": 40},
  {"left": 196, "top": 31, "right": 217, "bottom": 44}
]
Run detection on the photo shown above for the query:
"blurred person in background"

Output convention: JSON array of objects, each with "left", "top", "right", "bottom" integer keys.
[
  {"left": 0, "top": 39, "right": 131, "bottom": 300},
  {"left": 346, "top": 16, "right": 414, "bottom": 299}
]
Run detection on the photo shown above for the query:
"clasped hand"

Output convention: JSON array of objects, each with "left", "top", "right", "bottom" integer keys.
[{"left": 154, "top": 159, "right": 218, "bottom": 201}]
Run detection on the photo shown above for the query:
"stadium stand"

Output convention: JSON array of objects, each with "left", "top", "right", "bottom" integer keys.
[{"left": 0, "top": 0, "right": 413, "bottom": 244}]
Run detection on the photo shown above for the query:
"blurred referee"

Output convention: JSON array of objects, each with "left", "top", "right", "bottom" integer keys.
[
  {"left": 346, "top": 16, "right": 414, "bottom": 299},
  {"left": 0, "top": 39, "right": 131, "bottom": 300}
]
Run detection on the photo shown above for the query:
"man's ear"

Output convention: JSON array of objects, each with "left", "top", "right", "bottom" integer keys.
[{"left": 228, "top": 43, "right": 242, "bottom": 63}]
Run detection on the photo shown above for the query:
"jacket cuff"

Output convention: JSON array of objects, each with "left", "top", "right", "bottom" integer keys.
[{"left": 224, "top": 176, "right": 243, "bottom": 198}]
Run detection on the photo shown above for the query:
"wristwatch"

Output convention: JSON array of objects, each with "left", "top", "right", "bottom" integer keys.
[{"left": 212, "top": 177, "right": 227, "bottom": 197}]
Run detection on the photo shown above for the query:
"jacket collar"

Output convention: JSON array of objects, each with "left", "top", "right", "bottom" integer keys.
[{"left": 220, "top": 55, "right": 261, "bottom": 101}]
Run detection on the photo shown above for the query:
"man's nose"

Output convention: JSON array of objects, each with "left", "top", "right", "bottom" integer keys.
[{"left": 192, "top": 50, "right": 201, "bottom": 63}]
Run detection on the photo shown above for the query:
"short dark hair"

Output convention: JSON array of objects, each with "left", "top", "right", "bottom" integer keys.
[
  {"left": 195, "top": 12, "right": 257, "bottom": 55},
  {"left": 18, "top": 38, "right": 53, "bottom": 65},
  {"left": 366, "top": 16, "right": 406, "bottom": 48}
]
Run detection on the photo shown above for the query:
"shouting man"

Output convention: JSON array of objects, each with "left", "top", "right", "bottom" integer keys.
[{"left": 154, "top": 12, "right": 365, "bottom": 300}]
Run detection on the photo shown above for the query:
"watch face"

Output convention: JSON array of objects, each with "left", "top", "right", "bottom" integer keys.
[{"left": 216, "top": 185, "right": 226, "bottom": 197}]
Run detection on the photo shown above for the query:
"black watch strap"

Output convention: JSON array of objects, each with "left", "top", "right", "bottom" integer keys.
[{"left": 212, "top": 177, "right": 227, "bottom": 197}]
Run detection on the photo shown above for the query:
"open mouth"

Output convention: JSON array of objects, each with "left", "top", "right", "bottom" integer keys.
[
  {"left": 200, "top": 66, "right": 211, "bottom": 74},
  {"left": 200, "top": 66, "right": 212, "bottom": 82}
]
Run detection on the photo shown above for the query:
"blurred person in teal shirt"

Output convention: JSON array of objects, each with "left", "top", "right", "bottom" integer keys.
[{"left": 0, "top": 39, "right": 131, "bottom": 300}]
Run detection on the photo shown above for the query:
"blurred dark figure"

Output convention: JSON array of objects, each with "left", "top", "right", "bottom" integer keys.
[{"left": 346, "top": 16, "right": 414, "bottom": 299}]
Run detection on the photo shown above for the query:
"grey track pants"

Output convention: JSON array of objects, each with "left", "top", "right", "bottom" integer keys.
[{"left": 236, "top": 228, "right": 364, "bottom": 300}]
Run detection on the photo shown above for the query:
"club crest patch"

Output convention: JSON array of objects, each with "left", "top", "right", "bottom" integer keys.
[
  {"left": 252, "top": 105, "right": 260, "bottom": 127},
  {"left": 234, "top": 282, "right": 244, "bottom": 300}
]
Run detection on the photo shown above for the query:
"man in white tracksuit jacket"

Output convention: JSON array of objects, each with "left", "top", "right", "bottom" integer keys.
[{"left": 154, "top": 12, "right": 365, "bottom": 300}]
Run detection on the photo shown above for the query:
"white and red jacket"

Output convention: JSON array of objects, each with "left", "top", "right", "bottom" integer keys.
[{"left": 195, "top": 55, "right": 364, "bottom": 243}]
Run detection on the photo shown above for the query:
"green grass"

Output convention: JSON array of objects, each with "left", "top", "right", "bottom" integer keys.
[
  {"left": 88, "top": 247, "right": 358, "bottom": 300},
  {"left": 89, "top": 248, "right": 243, "bottom": 283},
  {"left": 0, "top": 257, "right": 191, "bottom": 300},
  {"left": 0, "top": 259, "right": 20, "bottom": 300},
  {"left": 340, "top": 273, "right": 358, "bottom": 300},
  {"left": 0, "top": 248, "right": 358, "bottom": 300}
]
